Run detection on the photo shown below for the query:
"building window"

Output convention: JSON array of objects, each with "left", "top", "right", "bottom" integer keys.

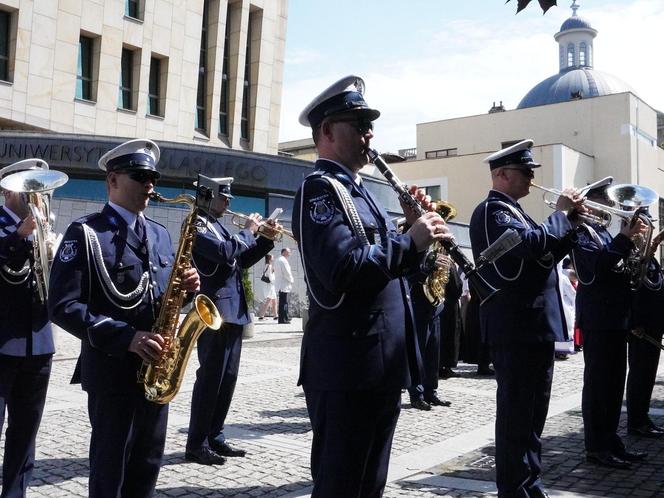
[
  {"left": 567, "top": 43, "right": 575, "bottom": 67},
  {"left": 424, "top": 185, "right": 441, "bottom": 200},
  {"left": 0, "top": 10, "right": 12, "bottom": 82},
  {"left": 240, "top": 15, "right": 252, "bottom": 141},
  {"left": 219, "top": 6, "right": 231, "bottom": 137},
  {"left": 148, "top": 56, "right": 167, "bottom": 117},
  {"left": 587, "top": 44, "right": 593, "bottom": 67},
  {"left": 76, "top": 36, "right": 94, "bottom": 100},
  {"left": 195, "top": 2, "right": 208, "bottom": 133},
  {"left": 125, "top": 0, "right": 141, "bottom": 20},
  {"left": 579, "top": 42, "right": 586, "bottom": 66},
  {"left": 118, "top": 47, "right": 139, "bottom": 111},
  {"left": 424, "top": 148, "right": 457, "bottom": 159}
]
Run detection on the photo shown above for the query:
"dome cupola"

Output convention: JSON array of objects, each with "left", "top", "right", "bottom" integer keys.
[{"left": 554, "top": 1, "right": 597, "bottom": 72}]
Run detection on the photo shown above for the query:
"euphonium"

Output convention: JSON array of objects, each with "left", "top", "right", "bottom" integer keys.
[
  {"left": 0, "top": 169, "right": 69, "bottom": 303},
  {"left": 137, "top": 191, "right": 222, "bottom": 404},
  {"left": 422, "top": 201, "right": 457, "bottom": 306}
]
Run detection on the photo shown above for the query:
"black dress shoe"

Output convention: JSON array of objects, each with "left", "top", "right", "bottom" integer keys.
[
  {"left": 476, "top": 365, "right": 495, "bottom": 376},
  {"left": 185, "top": 447, "right": 226, "bottom": 465},
  {"left": 411, "top": 399, "right": 432, "bottom": 411},
  {"left": 613, "top": 449, "right": 648, "bottom": 462},
  {"left": 438, "top": 367, "right": 459, "bottom": 379},
  {"left": 586, "top": 451, "right": 631, "bottom": 469},
  {"left": 424, "top": 394, "right": 452, "bottom": 407},
  {"left": 209, "top": 439, "right": 247, "bottom": 457},
  {"left": 527, "top": 487, "right": 549, "bottom": 498},
  {"left": 628, "top": 424, "right": 664, "bottom": 438}
]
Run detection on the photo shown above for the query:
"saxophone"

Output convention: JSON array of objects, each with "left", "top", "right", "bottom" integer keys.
[
  {"left": 422, "top": 201, "right": 457, "bottom": 306},
  {"left": 137, "top": 192, "right": 223, "bottom": 404}
]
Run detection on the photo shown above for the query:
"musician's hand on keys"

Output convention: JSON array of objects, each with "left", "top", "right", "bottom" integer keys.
[
  {"left": 129, "top": 331, "right": 165, "bottom": 362},
  {"left": 17, "top": 214, "right": 36, "bottom": 239},
  {"left": 556, "top": 187, "right": 583, "bottom": 212},
  {"left": 181, "top": 267, "right": 200, "bottom": 293},
  {"left": 408, "top": 212, "right": 453, "bottom": 252},
  {"left": 260, "top": 218, "right": 281, "bottom": 240},
  {"left": 621, "top": 217, "right": 648, "bottom": 239},
  {"left": 244, "top": 213, "right": 262, "bottom": 234},
  {"left": 400, "top": 185, "right": 430, "bottom": 225}
]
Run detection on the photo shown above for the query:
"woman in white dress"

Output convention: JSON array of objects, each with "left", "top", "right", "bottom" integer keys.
[{"left": 257, "top": 254, "right": 277, "bottom": 319}]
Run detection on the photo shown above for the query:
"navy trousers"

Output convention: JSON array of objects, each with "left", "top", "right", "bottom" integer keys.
[
  {"left": 304, "top": 389, "right": 401, "bottom": 498},
  {"left": 582, "top": 328, "right": 627, "bottom": 454},
  {"left": 278, "top": 291, "right": 290, "bottom": 323},
  {"left": 408, "top": 316, "right": 440, "bottom": 401},
  {"left": 626, "top": 328, "right": 662, "bottom": 428},
  {"left": 187, "top": 323, "right": 243, "bottom": 450},
  {"left": 87, "top": 386, "right": 168, "bottom": 498},
  {"left": 0, "top": 354, "right": 51, "bottom": 498},
  {"left": 491, "top": 342, "right": 554, "bottom": 498}
]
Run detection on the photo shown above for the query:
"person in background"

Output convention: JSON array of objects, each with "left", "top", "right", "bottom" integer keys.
[
  {"left": 257, "top": 254, "right": 277, "bottom": 320},
  {"left": 274, "top": 247, "right": 294, "bottom": 324}
]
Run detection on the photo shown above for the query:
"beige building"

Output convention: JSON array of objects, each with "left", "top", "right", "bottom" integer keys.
[
  {"left": 391, "top": 4, "right": 664, "bottom": 246},
  {"left": 0, "top": 0, "right": 287, "bottom": 154}
]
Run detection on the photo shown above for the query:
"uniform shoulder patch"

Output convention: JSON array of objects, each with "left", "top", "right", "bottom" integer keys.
[
  {"left": 194, "top": 217, "right": 208, "bottom": 234},
  {"left": 308, "top": 192, "right": 335, "bottom": 225},
  {"left": 494, "top": 210, "right": 512, "bottom": 226},
  {"left": 59, "top": 239, "right": 78, "bottom": 262}
]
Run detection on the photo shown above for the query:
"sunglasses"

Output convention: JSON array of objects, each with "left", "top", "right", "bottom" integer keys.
[
  {"left": 126, "top": 170, "right": 159, "bottom": 184},
  {"left": 330, "top": 117, "right": 374, "bottom": 135},
  {"left": 503, "top": 167, "right": 534, "bottom": 179}
]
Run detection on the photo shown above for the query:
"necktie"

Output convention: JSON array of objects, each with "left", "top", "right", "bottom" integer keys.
[{"left": 134, "top": 216, "right": 146, "bottom": 243}]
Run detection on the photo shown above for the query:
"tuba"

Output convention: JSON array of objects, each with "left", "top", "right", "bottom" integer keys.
[
  {"left": 606, "top": 183, "right": 659, "bottom": 290},
  {"left": 137, "top": 191, "right": 222, "bottom": 404},
  {"left": 0, "top": 169, "right": 69, "bottom": 303},
  {"left": 422, "top": 200, "right": 457, "bottom": 306}
]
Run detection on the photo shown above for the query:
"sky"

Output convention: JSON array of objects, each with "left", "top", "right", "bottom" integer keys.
[{"left": 278, "top": 0, "right": 664, "bottom": 153}]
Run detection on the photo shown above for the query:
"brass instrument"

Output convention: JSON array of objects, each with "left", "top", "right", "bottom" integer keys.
[
  {"left": 137, "top": 191, "right": 222, "bottom": 404},
  {"left": 530, "top": 182, "right": 638, "bottom": 226},
  {"left": 607, "top": 184, "right": 659, "bottom": 290},
  {"left": 225, "top": 209, "right": 295, "bottom": 241},
  {"left": 0, "top": 169, "right": 69, "bottom": 303},
  {"left": 422, "top": 201, "right": 457, "bottom": 306}
]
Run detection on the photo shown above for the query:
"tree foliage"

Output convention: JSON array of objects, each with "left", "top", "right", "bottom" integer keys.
[{"left": 506, "top": 0, "right": 557, "bottom": 14}]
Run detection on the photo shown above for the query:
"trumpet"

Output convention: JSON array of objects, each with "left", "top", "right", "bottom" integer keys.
[
  {"left": 224, "top": 209, "right": 295, "bottom": 241},
  {"left": 530, "top": 182, "right": 640, "bottom": 226}
]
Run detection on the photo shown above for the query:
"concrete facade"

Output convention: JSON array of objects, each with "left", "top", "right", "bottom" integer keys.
[
  {"left": 0, "top": 0, "right": 287, "bottom": 154},
  {"left": 393, "top": 92, "right": 664, "bottom": 229}
]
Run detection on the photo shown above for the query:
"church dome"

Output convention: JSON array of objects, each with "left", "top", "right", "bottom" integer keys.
[
  {"left": 559, "top": 16, "right": 593, "bottom": 32},
  {"left": 518, "top": 68, "right": 634, "bottom": 109}
]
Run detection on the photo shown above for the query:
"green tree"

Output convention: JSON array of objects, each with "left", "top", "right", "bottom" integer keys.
[{"left": 242, "top": 268, "right": 254, "bottom": 309}]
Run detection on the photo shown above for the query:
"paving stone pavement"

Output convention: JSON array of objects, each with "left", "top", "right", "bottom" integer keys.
[{"left": 3, "top": 320, "right": 663, "bottom": 497}]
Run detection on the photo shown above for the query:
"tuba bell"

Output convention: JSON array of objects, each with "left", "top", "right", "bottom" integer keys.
[
  {"left": 0, "top": 169, "right": 69, "bottom": 303},
  {"left": 606, "top": 183, "right": 659, "bottom": 290}
]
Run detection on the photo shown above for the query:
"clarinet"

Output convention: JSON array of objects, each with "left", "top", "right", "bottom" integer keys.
[{"left": 367, "top": 148, "right": 499, "bottom": 303}]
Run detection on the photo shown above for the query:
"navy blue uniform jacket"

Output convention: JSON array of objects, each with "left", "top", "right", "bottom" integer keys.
[
  {"left": 469, "top": 190, "right": 573, "bottom": 344},
  {"left": 48, "top": 204, "right": 175, "bottom": 393},
  {"left": 573, "top": 224, "right": 634, "bottom": 331},
  {"left": 292, "top": 159, "right": 425, "bottom": 391},
  {"left": 193, "top": 212, "right": 274, "bottom": 326},
  {"left": 0, "top": 206, "right": 53, "bottom": 356}
]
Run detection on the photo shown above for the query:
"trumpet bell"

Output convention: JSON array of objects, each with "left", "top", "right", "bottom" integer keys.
[
  {"left": 0, "top": 169, "right": 69, "bottom": 193},
  {"left": 607, "top": 184, "right": 658, "bottom": 210}
]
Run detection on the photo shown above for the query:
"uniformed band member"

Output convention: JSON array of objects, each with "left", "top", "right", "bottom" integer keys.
[
  {"left": 571, "top": 178, "right": 648, "bottom": 469},
  {"left": 407, "top": 272, "right": 449, "bottom": 411},
  {"left": 469, "top": 140, "right": 583, "bottom": 498},
  {"left": 186, "top": 177, "right": 275, "bottom": 465},
  {"left": 48, "top": 139, "right": 201, "bottom": 497},
  {"left": 293, "top": 75, "right": 451, "bottom": 497},
  {"left": 0, "top": 159, "right": 54, "bottom": 497},
  {"left": 627, "top": 252, "right": 664, "bottom": 438}
]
